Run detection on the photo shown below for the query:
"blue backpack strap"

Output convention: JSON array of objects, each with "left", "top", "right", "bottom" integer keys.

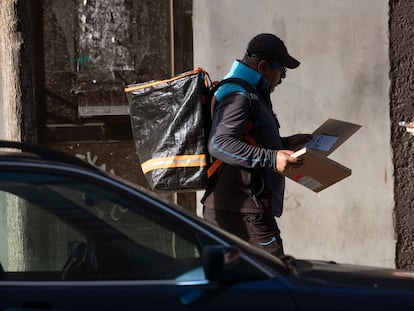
[{"left": 213, "top": 77, "right": 260, "bottom": 123}]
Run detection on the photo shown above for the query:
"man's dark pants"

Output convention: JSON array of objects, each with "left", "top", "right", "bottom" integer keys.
[{"left": 203, "top": 208, "right": 284, "bottom": 257}]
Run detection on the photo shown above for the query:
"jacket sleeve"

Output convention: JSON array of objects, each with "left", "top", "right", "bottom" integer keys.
[{"left": 208, "top": 92, "right": 278, "bottom": 170}]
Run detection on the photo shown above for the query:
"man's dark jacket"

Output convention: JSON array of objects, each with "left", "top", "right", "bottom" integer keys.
[{"left": 202, "top": 60, "right": 287, "bottom": 217}]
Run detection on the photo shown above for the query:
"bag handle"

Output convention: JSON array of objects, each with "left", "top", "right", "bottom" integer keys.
[{"left": 124, "top": 67, "right": 205, "bottom": 93}]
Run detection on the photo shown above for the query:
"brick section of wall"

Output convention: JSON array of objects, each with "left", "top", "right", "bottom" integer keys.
[{"left": 389, "top": 0, "right": 414, "bottom": 270}]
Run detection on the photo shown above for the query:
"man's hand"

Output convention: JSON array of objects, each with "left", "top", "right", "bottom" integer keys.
[
  {"left": 276, "top": 150, "right": 303, "bottom": 173},
  {"left": 406, "top": 122, "right": 414, "bottom": 136}
]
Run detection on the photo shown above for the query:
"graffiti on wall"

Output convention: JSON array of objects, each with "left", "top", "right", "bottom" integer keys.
[{"left": 69, "top": 53, "right": 89, "bottom": 72}]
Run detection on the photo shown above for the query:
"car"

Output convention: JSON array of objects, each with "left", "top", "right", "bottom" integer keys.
[{"left": 0, "top": 140, "right": 413, "bottom": 311}]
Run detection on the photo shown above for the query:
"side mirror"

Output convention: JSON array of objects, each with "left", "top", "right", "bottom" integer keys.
[{"left": 202, "top": 245, "right": 241, "bottom": 283}]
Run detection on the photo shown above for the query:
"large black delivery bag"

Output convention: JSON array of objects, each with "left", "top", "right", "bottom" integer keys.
[{"left": 125, "top": 68, "right": 212, "bottom": 192}]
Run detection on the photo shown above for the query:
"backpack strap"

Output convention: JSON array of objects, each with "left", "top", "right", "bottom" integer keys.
[
  {"left": 212, "top": 77, "right": 260, "bottom": 122},
  {"left": 207, "top": 78, "right": 260, "bottom": 178}
]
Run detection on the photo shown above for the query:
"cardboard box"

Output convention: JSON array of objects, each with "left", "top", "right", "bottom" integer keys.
[{"left": 283, "top": 119, "right": 361, "bottom": 193}]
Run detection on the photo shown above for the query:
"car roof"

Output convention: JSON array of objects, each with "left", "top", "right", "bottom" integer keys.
[{"left": 0, "top": 140, "right": 100, "bottom": 171}]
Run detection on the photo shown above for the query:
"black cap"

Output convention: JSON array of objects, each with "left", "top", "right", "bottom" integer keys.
[{"left": 246, "top": 33, "right": 300, "bottom": 69}]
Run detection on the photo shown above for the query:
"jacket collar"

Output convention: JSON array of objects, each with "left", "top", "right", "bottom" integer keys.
[
  {"left": 224, "top": 60, "right": 260, "bottom": 86},
  {"left": 224, "top": 60, "right": 272, "bottom": 96}
]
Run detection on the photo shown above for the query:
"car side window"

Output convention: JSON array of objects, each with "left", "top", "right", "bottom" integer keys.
[
  {"left": 0, "top": 192, "right": 85, "bottom": 280},
  {"left": 0, "top": 172, "right": 204, "bottom": 282}
]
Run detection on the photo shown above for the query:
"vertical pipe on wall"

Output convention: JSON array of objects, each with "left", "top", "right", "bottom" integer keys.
[
  {"left": 169, "top": 0, "right": 175, "bottom": 77},
  {"left": 169, "top": 0, "right": 178, "bottom": 205}
]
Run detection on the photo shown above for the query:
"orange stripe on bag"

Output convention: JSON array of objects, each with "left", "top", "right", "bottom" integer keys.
[{"left": 141, "top": 154, "right": 208, "bottom": 174}]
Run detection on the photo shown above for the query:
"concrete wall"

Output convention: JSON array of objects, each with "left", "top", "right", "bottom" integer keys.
[
  {"left": 389, "top": 1, "right": 414, "bottom": 270},
  {"left": 194, "top": 0, "right": 394, "bottom": 267}
]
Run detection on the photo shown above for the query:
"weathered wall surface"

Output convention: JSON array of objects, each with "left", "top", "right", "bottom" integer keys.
[
  {"left": 0, "top": 0, "right": 22, "bottom": 142},
  {"left": 194, "top": 0, "right": 396, "bottom": 268},
  {"left": 41, "top": 0, "right": 171, "bottom": 129},
  {"left": 389, "top": 1, "right": 414, "bottom": 270}
]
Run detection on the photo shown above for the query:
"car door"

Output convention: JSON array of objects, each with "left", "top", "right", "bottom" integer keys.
[{"left": 0, "top": 168, "right": 295, "bottom": 311}]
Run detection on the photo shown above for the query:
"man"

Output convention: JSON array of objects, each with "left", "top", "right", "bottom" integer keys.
[
  {"left": 202, "top": 33, "right": 311, "bottom": 257},
  {"left": 404, "top": 122, "right": 414, "bottom": 135}
]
